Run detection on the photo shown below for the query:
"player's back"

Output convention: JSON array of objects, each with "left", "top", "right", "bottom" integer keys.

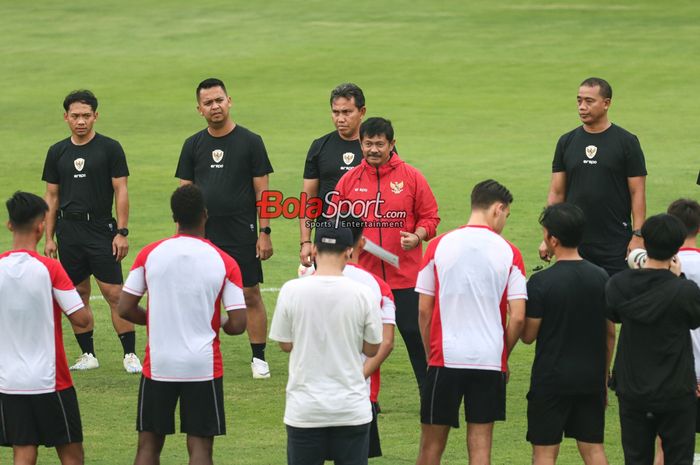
[
  {"left": 126, "top": 235, "right": 241, "bottom": 381},
  {"left": 278, "top": 275, "right": 376, "bottom": 423},
  {"left": 417, "top": 225, "right": 527, "bottom": 370},
  {"left": 0, "top": 250, "right": 79, "bottom": 393}
]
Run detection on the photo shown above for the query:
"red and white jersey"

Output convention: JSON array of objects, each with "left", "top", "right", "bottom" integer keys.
[
  {"left": 123, "top": 235, "right": 246, "bottom": 382},
  {"left": 679, "top": 247, "right": 700, "bottom": 381},
  {"left": 343, "top": 262, "right": 396, "bottom": 402},
  {"left": 416, "top": 225, "right": 527, "bottom": 371},
  {"left": 0, "top": 250, "right": 83, "bottom": 394}
]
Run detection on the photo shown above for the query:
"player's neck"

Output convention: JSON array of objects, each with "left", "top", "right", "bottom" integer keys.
[
  {"left": 71, "top": 130, "right": 96, "bottom": 146},
  {"left": 582, "top": 119, "right": 611, "bottom": 134},
  {"left": 207, "top": 120, "right": 236, "bottom": 137},
  {"left": 682, "top": 237, "right": 698, "bottom": 249},
  {"left": 467, "top": 211, "right": 494, "bottom": 230},
  {"left": 552, "top": 247, "right": 581, "bottom": 261},
  {"left": 645, "top": 257, "right": 673, "bottom": 270},
  {"left": 12, "top": 235, "right": 38, "bottom": 252},
  {"left": 314, "top": 255, "right": 346, "bottom": 276},
  {"left": 177, "top": 226, "right": 205, "bottom": 238},
  {"left": 337, "top": 129, "right": 360, "bottom": 142}
]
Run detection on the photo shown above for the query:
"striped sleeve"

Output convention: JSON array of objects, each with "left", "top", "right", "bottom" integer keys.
[
  {"left": 222, "top": 255, "right": 246, "bottom": 311},
  {"left": 48, "top": 259, "right": 83, "bottom": 315},
  {"left": 415, "top": 236, "right": 440, "bottom": 295},
  {"left": 507, "top": 243, "right": 528, "bottom": 301},
  {"left": 376, "top": 277, "right": 396, "bottom": 325}
]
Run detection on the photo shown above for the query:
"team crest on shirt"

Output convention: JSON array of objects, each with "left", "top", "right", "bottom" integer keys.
[
  {"left": 212, "top": 149, "right": 224, "bottom": 163},
  {"left": 74, "top": 158, "right": 85, "bottom": 171},
  {"left": 585, "top": 145, "right": 597, "bottom": 159},
  {"left": 390, "top": 181, "right": 404, "bottom": 194},
  {"left": 342, "top": 152, "right": 355, "bottom": 165}
]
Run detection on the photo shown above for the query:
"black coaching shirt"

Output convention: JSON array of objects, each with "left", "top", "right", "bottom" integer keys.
[
  {"left": 526, "top": 260, "right": 609, "bottom": 396},
  {"left": 303, "top": 131, "right": 362, "bottom": 206},
  {"left": 175, "top": 125, "right": 273, "bottom": 244},
  {"left": 41, "top": 133, "right": 129, "bottom": 217},
  {"left": 553, "top": 124, "right": 647, "bottom": 273}
]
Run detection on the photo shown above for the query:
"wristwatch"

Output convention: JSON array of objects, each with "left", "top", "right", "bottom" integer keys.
[
  {"left": 632, "top": 229, "right": 642, "bottom": 238},
  {"left": 260, "top": 226, "right": 272, "bottom": 235},
  {"left": 117, "top": 228, "right": 129, "bottom": 237}
]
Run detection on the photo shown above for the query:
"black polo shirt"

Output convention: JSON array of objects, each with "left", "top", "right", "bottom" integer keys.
[{"left": 41, "top": 133, "right": 129, "bottom": 217}]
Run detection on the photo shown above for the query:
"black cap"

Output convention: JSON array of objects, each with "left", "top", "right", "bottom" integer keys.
[{"left": 314, "top": 226, "right": 353, "bottom": 248}]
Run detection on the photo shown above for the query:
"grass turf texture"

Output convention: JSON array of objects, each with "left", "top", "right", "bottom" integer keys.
[{"left": 1, "top": 0, "right": 698, "bottom": 463}]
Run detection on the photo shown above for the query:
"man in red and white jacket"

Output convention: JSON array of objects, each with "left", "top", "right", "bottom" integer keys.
[
  {"left": 332, "top": 117, "right": 440, "bottom": 391},
  {"left": 0, "top": 192, "right": 90, "bottom": 465}
]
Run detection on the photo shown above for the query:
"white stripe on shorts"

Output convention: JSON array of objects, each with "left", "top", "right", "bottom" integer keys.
[
  {"left": 429, "top": 368, "right": 440, "bottom": 424},
  {"left": 56, "top": 391, "right": 72, "bottom": 443},
  {"left": 211, "top": 380, "right": 222, "bottom": 435}
]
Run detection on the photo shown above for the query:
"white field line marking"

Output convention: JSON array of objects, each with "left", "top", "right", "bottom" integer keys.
[{"left": 88, "top": 287, "right": 281, "bottom": 301}]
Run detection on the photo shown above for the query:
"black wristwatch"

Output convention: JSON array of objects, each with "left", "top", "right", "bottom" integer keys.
[
  {"left": 117, "top": 228, "right": 129, "bottom": 237},
  {"left": 632, "top": 229, "right": 642, "bottom": 238},
  {"left": 260, "top": 226, "right": 271, "bottom": 235}
]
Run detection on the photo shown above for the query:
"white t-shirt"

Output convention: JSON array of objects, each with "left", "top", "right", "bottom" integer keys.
[
  {"left": 343, "top": 262, "right": 396, "bottom": 402},
  {"left": 679, "top": 247, "right": 700, "bottom": 381},
  {"left": 123, "top": 235, "right": 246, "bottom": 382},
  {"left": 0, "top": 250, "right": 83, "bottom": 394},
  {"left": 269, "top": 275, "right": 383, "bottom": 428},
  {"left": 416, "top": 225, "right": 527, "bottom": 371}
]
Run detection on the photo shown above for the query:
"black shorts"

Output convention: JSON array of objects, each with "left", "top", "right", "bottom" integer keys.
[
  {"left": 216, "top": 243, "right": 263, "bottom": 287},
  {"left": 526, "top": 392, "right": 605, "bottom": 445},
  {"left": 369, "top": 402, "right": 382, "bottom": 458},
  {"left": 136, "top": 376, "right": 225, "bottom": 437},
  {"left": 287, "top": 423, "right": 370, "bottom": 465},
  {"left": 0, "top": 387, "right": 83, "bottom": 447},
  {"left": 420, "top": 367, "right": 506, "bottom": 428},
  {"left": 56, "top": 217, "right": 123, "bottom": 285},
  {"left": 205, "top": 216, "right": 263, "bottom": 287}
]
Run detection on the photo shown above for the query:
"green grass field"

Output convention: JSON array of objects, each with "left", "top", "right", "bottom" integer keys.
[{"left": 1, "top": 0, "right": 699, "bottom": 463}]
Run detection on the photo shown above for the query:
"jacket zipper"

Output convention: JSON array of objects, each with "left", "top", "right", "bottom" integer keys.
[{"left": 375, "top": 166, "right": 387, "bottom": 281}]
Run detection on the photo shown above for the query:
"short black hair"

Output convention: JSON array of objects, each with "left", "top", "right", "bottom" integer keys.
[
  {"left": 641, "top": 213, "right": 687, "bottom": 261},
  {"left": 171, "top": 184, "right": 206, "bottom": 228},
  {"left": 330, "top": 83, "right": 365, "bottom": 109},
  {"left": 360, "top": 117, "right": 394, "bottom": 142},
  {"left": 580, "top": 77, "right": 612, "bottom": 100},
  {"left": 539, "top": 203, "right": 586, "bottom": 248},
  {"left": 63, "top": 90, "right": 98, "bottom": 112},
  {"left": 6, "top": 191, "right": 48, "bottom": 231},
  {"left": 196, "top": 78, "right": 227, "bottom": 100},
  {"left": 667, "top": 198, "right": 700, "bottom": 237},
  {"left": 470, "top": 179, "right": 513, "bottom": 210}
]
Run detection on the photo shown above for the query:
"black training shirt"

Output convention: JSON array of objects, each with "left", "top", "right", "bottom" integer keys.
[
  {"left": 552, "top": 124, "right": 647, "bottom": 270},
  {"left": 303, "top": 131, "right": 362, "bottom": 206},
  {"left": 175, "top": 125, "right": 273, "bottom": 236},
  {"left": 41, "top": 133, "right": 129, "bottom": 217},
  {"left": 526, "top": 260, "right": 610, "bottom": 395}
]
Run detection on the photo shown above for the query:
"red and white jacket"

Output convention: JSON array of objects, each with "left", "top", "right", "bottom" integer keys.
[{"left": 333, "top": 154, "right": 440, "bottom": 289}]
